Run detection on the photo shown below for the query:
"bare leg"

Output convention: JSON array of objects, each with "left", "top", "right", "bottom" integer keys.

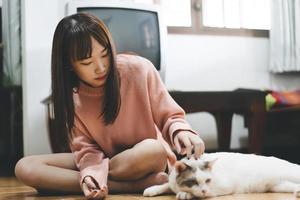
[
  {"left": 109, "top": 139, "right": 168, "bottom": 181},
  {"left": 15, "top": 153, "right": 81, "bottom": 193},
  {"left": 15, "top": 139, "right": 168, "bottom": 194},
  {"left": 108, "top": 139, "right": 169, "bottom": 193}
]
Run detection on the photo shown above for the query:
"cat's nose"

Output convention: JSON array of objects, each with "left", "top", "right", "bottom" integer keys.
[{"left": 202, "top": 189, "right": 207, "bottom": 194}]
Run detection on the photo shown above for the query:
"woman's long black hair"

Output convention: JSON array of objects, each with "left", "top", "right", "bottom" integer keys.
[{"left": 51, "top": 13, "right": 121, "bottom": 152}]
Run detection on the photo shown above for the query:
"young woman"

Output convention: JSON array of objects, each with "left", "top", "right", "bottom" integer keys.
[{"left": 15, "top": 13, "right": 205, "bottom": 199}]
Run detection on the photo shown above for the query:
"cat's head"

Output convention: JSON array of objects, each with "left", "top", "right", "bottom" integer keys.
[{"left": 173, "top": 157, "right": 216, "bottom": 198}]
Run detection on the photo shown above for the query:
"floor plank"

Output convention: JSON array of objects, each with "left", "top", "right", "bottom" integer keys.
[{"left": 0, "top": 177, "right": 299, "bottom": 200}]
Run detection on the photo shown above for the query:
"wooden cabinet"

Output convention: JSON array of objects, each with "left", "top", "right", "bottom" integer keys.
[
  {"left": 0, "top": 87, "right": 23, "bottom": 175},
  {"left": 169, "top": 89, "right": 267, "bottom": 154}
]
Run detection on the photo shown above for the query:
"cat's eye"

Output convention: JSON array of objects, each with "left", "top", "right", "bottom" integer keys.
[
  {"left": 182, "top": 179, "right": 198, "bottom": 187},
  {"left": 205, "top": 178, "right": 211, "bottom": 184}
]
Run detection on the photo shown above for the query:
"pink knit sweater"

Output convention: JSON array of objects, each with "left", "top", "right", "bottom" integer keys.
[{"left": 70, "top": 54, "right": 197, "bottom": 189}]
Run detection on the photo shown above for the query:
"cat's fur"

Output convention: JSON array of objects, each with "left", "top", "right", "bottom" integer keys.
[{"left": 143, "top": 152, "right": 300, "bottom": 199}]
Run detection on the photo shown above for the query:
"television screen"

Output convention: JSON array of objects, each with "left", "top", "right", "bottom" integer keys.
[{"left": 78, "top": 8, "right": 161, "bottom": 70}]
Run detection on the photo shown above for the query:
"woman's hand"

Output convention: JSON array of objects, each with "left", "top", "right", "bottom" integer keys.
[
  {"left": 82, "top": 176, "right": 108, "bottom": 199},
  {"left": 173, "top": 131, "right": 205, "bottom": 159}
]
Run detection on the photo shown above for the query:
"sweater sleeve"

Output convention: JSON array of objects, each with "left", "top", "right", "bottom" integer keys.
[
  {"left": 144, "top": 58, "right": 198, "bottom": 147},
  {"left": 70, "top": 123, "right": 109, "bottom": 190}
]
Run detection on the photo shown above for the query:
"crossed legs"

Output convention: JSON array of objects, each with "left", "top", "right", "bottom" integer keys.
[{"left": 15, "top": 139, "right": 168, "bottom": 194}]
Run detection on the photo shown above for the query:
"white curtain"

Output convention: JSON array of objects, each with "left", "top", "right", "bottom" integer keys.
[
  {"left": 269, "top": 0, "right": 300, "bottom": 72},
  {"left": 2, "top": 0, "right": 22, "bottom": 86}
]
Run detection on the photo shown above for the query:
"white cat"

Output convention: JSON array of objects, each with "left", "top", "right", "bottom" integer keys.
[{"left": 143, "top": 152, "right": 300, "bottom": 199}]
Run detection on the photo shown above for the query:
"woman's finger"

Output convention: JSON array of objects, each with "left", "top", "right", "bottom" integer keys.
[
  {"left": 90, "top": 190, "right": 101, "bottom": 200},
  {"left": 192, "top": 139, "right": 205, "bottom": 159},
  {"left": 174, "top": 136, "right": 181, "bottom": 154},
  {"left": 188, "top": 134, "right": 205, "bottom": 159},
  {"left": 94, "top": 187, "right": 108, "bottom": 199},
  {"left": 178, "top": 134, "right": 192, "bottom": 158},
  {"left": 84, "top": 176, "right": 97, "bottom": 190},
  {"left": 82, "top": 182, "right": 93, "bottom": 198}
]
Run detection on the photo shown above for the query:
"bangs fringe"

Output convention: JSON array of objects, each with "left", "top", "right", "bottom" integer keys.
[
  {"left": 68, "top": 27, "right": 92, "bottom": 62},
  {"left": 65, "top": 18, "right": 111, "bottom": 64}
]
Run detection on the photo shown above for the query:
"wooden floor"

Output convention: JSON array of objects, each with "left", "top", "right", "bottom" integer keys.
[{"left": 0, "top": 177, "right": 299, "bottom": 200}]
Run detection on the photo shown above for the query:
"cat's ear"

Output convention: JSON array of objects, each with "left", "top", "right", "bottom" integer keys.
[
  {"left": 175, "top": 161, "right": 191, "bottom": 173},
  {"left": 203, "top": 158, "right": 217, "bottom": 170}
]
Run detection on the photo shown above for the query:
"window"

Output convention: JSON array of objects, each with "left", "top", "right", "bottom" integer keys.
[
  {"left": 131, "top": 0, "right": 192, "bottom": 27},
  {"left": 202, "top": 0, "right": 270, "bottom": 30},
  {"left": 158, "top": 0, "right": 192, "bottom": 27},
  {"left": 130, "top": 0, "right": 270, "bottom": 36}
]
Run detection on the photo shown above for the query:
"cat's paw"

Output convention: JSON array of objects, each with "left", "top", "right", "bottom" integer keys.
[
  {"left": 143, "top": 185, "right": 162, "bottom": 197},
  {"left": 176, "top": 191, "right": 194, "bottom": 200}
]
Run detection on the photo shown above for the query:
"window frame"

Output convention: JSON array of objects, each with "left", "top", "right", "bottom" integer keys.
[{"left": 167, "top": 0, "right": 269, "bottom": 37}]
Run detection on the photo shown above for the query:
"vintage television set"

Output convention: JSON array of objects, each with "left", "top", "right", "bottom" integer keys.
[{"left": 67, "top": 0, "right": 167, "bottom": 81}]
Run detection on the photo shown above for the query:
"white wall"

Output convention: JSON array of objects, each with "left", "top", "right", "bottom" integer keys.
[
  {"left": 22, "top": 0, "right": 300, "bottom": 155},
  {"left": 166, "top": 35, "right": 270, "bottom": 91},
  {"left": 22, "top": 0, "right": 68, "bottom": 155}
]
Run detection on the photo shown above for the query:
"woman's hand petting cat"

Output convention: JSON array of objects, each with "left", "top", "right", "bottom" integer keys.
[
  {"left": 173, "top": 131, "right": 205, "bottom": 159},
  {"left": 82, "top": 176, "right": 108, "bottom": 200}
]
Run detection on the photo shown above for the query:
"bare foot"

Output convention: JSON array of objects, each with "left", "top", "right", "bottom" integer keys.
[
  {"left": 152, "top": 172, "right": 169, "bottom": 185},
  {"left": 133, "top": 172, "right": 168, "bottom": 191}
]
